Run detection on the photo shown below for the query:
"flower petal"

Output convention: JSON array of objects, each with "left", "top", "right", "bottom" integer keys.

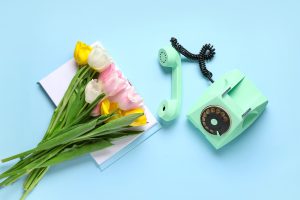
[
  {"left": 74, "top": 41, "right": 92, "bottom": 65},
  {"left": 85, "top": 79, "right": 103, "bottom": 103},
  {"left": 109, "top": 86, "right": 143, "bottom": 110},
  {"left": 123, "top": 108, "right": 147, "bottom": 126},
  {"left": 88, "top": 45, "right": 112, "bottom": 72}
]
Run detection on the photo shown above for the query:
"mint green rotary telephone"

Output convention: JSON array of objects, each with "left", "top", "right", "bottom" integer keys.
[
  {"left": 187, "top": 69, "right": 268, "bottom": 149},
  {"left": 158, "top": 38, "right": 268, "bottom": 149}
]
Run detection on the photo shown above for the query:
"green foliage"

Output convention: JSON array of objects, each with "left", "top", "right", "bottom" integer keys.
[{"left": 0, "top": 66, "right": 143, "bottom": 199}]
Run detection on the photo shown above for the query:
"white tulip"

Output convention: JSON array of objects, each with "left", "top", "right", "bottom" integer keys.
[
  {"left": 85, "top": 79, "right": 103, "bottom": 103},
  {"left": 87, "top": 45, "right": 112, "bottom": 72}
]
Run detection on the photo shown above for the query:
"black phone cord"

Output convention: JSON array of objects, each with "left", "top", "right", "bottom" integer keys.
[{"left": 170, "top": 37, "right": 215, "bottom": 83}]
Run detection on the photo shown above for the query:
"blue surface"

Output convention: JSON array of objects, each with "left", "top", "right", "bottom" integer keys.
[{"left": 0, "top": 0, "right": 299, "bottom": 199}]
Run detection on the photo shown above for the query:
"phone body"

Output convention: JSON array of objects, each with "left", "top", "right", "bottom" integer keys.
[{"left": 188, "top": 69, "right": 268, "bottom": 149}]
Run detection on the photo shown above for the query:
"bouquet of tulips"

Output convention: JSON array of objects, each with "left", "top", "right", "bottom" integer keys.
[{"left": 0, "top": 41, "right": 147, "bottom": 199}]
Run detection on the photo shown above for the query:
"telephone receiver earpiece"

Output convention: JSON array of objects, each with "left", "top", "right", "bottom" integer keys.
[{"left": 157, "top": 45, "right": 182, "bottom": 122}]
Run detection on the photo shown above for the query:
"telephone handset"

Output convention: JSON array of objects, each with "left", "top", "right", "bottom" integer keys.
[{"left": 157, "top": 45, "right": 182, "bottom": 122}]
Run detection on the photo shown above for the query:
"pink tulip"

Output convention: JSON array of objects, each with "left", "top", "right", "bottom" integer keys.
[
  {"left": 99, "top": 63, "right": 143, "bottom": 110},
  {"left": 109, "top": 85, "right": 143, "bottom": 110},
  {"left": 91, "top": 102, "right": 101, "bottom": 116},
  {"left": 99, "top": 64, "right": 128, "bottom": 96}
]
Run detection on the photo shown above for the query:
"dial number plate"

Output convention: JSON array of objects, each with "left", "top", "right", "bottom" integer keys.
[{"left": 200, "top": 106, "right": 230, "bottom": 135}]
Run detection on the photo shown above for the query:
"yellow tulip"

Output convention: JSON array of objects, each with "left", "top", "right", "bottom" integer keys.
[
  {"left": 100, "top": 99, "right": 120, "bottom": 116},
  {"left": 74, "top": 41, "right": 92, "bottom": 65},
  {"left": 100, "top": 98, "right": 147, "bottom": 126},
  {"left": 122, "top": 108, "right": 147, "bottom": 127}
]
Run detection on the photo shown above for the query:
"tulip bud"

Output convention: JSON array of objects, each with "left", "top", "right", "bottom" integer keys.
[
  {"left": 85, "top": 79, "right": 103, "bottom": 103},
  {"left": 87, "top": 45, "right": 112, "bottom": 72}
]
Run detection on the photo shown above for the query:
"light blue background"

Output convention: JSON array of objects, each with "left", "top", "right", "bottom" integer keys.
[{"left": 0, "top": 0, "right": 299, "bottom": 199}]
